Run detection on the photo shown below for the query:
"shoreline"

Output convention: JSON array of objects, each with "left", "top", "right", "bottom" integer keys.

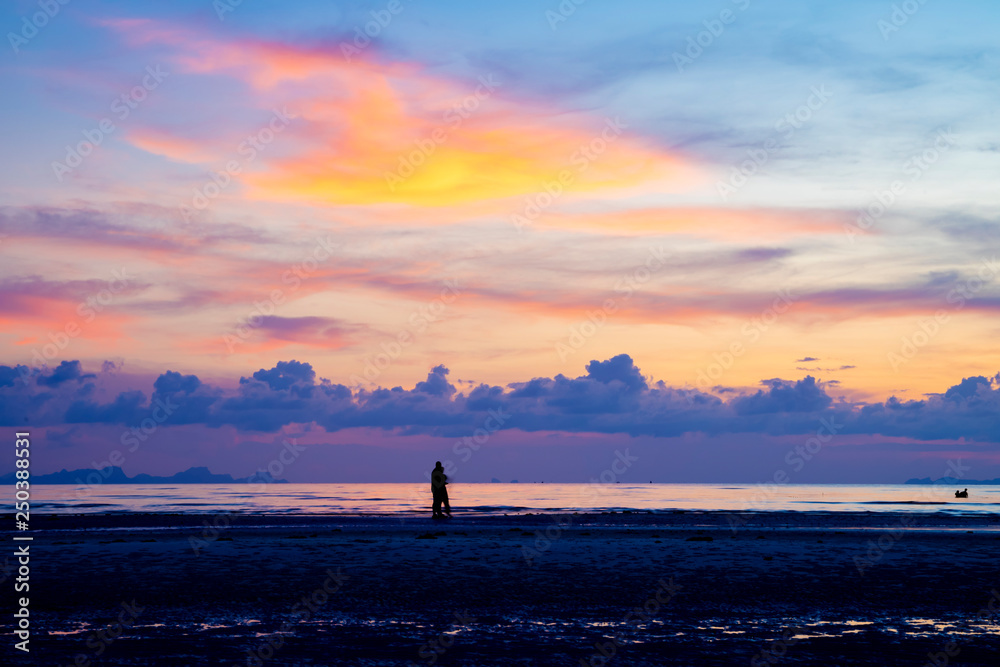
[
  {"left": 19, "top": 509, "right": 1000, "bottom": 665},
  {"left": 15, "top": 507, "right": 1000, "bottom": 531}
]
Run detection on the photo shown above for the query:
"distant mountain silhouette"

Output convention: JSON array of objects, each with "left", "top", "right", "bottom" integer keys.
[
  {"left": 904, "top": 477, "right": 1000, "bottom": 485},
  {"left": 0, "top": 465, "right": 288, "bottom": 485}
]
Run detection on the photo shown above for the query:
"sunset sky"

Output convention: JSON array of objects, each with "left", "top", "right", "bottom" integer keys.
[{"left": 1, "top": 0, "right": 998, "bottom": 482}]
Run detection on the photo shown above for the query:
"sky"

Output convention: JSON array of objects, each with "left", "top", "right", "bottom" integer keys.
[{"left": 1, "top": 0, "right": 998, "bottom": 483}]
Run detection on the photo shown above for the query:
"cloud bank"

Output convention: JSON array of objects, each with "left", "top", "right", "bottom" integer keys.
[{"left": 3, "top": 355, "right": 998, "bottom": 444}]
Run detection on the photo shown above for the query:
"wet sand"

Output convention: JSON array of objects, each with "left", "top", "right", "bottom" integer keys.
[{"left": 17, "top": 511, "right": 1000, "bottom": 666}]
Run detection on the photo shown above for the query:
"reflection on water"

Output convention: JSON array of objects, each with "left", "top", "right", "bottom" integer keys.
[
  {"left": 49, "top": 614, "right": 997, "bottom": 642},
  {"left": 29, "top": 482, "right": 1000, "bottom": 516}
]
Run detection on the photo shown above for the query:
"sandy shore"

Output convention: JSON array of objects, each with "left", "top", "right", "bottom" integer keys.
[{"left": 14, "top": 511, "right": 1000, "bottom": 666}]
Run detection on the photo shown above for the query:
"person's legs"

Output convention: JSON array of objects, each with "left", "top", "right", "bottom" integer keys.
[
  {"left": 432, "top": 494, "right": 442, "bottom": 516},
  {"left": 442, "top": 491, "right": 451, "bottom": 515}
]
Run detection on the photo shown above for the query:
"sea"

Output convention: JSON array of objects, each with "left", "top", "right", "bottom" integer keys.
[{"left": 31, "top": 482, "right": 1000, "bottom": 515}]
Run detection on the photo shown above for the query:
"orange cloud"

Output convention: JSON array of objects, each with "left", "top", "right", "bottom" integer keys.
[
  {"left": 2, "top": 305, "right": 134, "bottom": 351},
  {"left": 257, "top": 101, "right": 689, "bottom": 207},
  {"left": 104, "top": 20, "right": 698, "bottom": 209}
]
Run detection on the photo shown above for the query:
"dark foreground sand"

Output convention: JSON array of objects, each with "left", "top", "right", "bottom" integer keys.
[{"left": 11, "top": 511, "right": 1000, "bottom": 666}]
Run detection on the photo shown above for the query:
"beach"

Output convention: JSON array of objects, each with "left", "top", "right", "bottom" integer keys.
[{"left": 17, "top": 510, "right": 1000, "bottom": 666}]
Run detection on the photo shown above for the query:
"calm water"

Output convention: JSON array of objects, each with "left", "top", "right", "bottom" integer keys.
[{"left": 31, "top": 482, "right": 1000, "bottom": 515}]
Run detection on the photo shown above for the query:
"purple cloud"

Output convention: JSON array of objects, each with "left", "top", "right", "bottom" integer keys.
[{"left": 1, "top": 356, "right": 998, "bottom": 445}]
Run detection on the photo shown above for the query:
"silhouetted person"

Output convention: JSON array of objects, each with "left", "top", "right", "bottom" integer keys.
[
  {"left": 431, "top": 461, "right": 451, "bottom": 518},
  {"left": 955, "top": 488, "right": 969, "bottom": 498}
]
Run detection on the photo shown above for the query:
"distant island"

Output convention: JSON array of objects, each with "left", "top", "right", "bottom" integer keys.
[
  {"left": 0, "top": 465, "right": 288, "bottom": 485},
  {"left": 904, "top": 477, "right": 1000, "bottom": 485}
]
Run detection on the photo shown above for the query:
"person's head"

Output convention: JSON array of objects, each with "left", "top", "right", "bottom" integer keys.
[{"left": 435, "top": 461, "right": 442, "bottom": 468}]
